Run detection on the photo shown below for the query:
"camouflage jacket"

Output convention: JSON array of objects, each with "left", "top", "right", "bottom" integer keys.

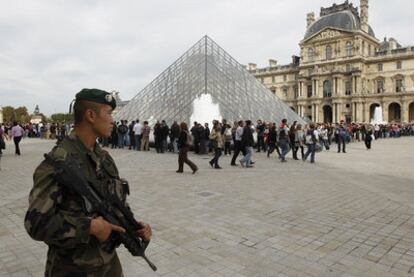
[{"left": 24, "top": 133, "right": 131, "bottom": 274}]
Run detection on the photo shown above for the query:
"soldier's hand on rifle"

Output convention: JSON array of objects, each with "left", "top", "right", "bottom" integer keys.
[
  {"left": 137, "top": 221, "right": 152, "bottom": 242},
  {"left": 90, "top": 216, "right": 126, "bottom": 242}
]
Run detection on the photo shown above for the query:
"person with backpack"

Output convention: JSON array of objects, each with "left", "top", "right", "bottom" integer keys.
[
  {"left": 240, "top": 120, "right": 254, "bottom": 168},
  {"left": 176, "top": 122, "right": 198, "bottom": 174},
  {"left": 278, "top": 119, "right": 290, "bottom": 162},
  {"left": 117, "top": 120, "right": 128, "bottom": 148},
  {"left": 303, "top": 123, "right": 319, "bottom": 163}
]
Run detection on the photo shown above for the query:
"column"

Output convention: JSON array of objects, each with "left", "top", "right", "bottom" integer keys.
[
  {"left": 332, "top": 104, "right": 337, "bottom": 123},
  {"left": 299, "top": 82, "right": 303, "bottom": 97},
  {"left": 402, "top": 101, "right": 409, "bottom": 123}
]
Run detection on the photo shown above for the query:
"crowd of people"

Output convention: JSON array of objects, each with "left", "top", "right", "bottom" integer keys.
[
  {"left": 96, "top": 119, "right": 414, "bottom": 172},
  {"left": 1, "top": 119, "right": 413, "bottom": 171}
]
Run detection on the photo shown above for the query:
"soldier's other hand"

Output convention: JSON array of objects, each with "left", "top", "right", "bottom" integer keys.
[
  {"left": 137, "top": 222, "right": 152, "bottom": 242},
  {"left": 90, "top": 216, "right": 126, "bottom": 242}
]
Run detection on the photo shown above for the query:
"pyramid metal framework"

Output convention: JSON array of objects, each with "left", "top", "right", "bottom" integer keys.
[{"left": 115, "top": 36, "right": 304, "bottom": 125}]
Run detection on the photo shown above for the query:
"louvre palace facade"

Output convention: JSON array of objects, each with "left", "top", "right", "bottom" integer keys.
[{"left": 249, "top": 0, "right": 414, "bottom": 123}]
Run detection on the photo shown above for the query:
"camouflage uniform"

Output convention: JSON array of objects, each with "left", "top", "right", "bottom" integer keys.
[{"left": 24, "top": 132, "right": 130, "bottom": 276}]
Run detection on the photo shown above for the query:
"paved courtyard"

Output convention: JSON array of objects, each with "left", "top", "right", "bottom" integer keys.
[{"left": 0, "top": 137, "right": 414, "bottom": 277}]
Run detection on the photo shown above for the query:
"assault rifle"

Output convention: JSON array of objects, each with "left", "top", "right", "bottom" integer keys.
[{"left": 45, "top": 153, "right": 157, "bottom": 271}]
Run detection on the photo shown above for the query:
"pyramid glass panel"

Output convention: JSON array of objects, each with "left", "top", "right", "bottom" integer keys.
[{"left": 115, "top": 36, "right": 304, "bottom": 125}]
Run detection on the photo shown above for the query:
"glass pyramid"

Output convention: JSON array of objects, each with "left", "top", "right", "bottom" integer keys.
[{"left": 115, "top": 36, "right": 304, "bottom": 125}]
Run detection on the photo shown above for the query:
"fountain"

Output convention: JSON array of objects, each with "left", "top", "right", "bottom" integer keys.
[
  {"left": 190, "top": 93, "right": 222, "bottom": 125},
  {"left": 371, "top": 106, "right": 387, "bottom": 124}
]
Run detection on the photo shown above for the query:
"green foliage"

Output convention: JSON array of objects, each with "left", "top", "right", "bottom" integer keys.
[
  {"left": 50, "top": 113, "right": 73, "bottom": 123},
  {"left": 2, "top": 106, "right": 31, "bottom": 123}
]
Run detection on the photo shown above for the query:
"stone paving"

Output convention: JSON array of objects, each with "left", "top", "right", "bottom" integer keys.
[{"left": 0, "top": 137, "right": 414, "bottom": 277}]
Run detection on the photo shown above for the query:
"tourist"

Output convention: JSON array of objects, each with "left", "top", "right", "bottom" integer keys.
[
  {"left": 133, "top": 119, "right": 142, "bottom": 151},
  {"left": 11, "top": 121, "right": 24, "bottom": 156},
  {"left": 117, "top": 120, "right": 128, "bottom": 148},
  {"left": 230, "top": 120, "right": 244, "bottom": 166},
  {"left": 256, "top": 120, "right": 265, "bottom": 152},
  {"left": 161, "top": 120, "right": 169, "bottom": 152},
  {"left": 209, "top": 121, "right": 223, "bottom": 169},
  {"left": 153, "top": 121, "right": 163, "bottom": 153},
  {"left": 303, "top": 123, "right": 319, "bottom": 163},
  {"left": 240, "top": 120, "right": 254, "bottom": 168},
  {"left": 267, "top": 124, "right": 278, "bottom": 158},
  {"left": 335, "top": 122, "right": 348, "bottom": 153},
  {"left": 176, "top": 122, "right": 198, "bottom": 174},
  {"left": 190, "top": 122, "right": 200, "bottom": 154},
  {"left": 110, "top": 121, "right": 118, "bottom": 149},
  {"left": 364, "top": 125, "right": 374, "bottom": 150},
  {"left": 278, "top": 119, "right": 290, "bottom": 162},
  {"left": 128, "top": 120, "right": 135, "bottom": 150},
  {"left": 223, "top": 124, "right": 232, "bottom": 156},
  {"left": 319, "top": 124, "right": 330, "bottom": 150},
  {"left": 294, "top": 124, "right": 305, "bottom": 160},
  {"left": 170, "top": 121, "right": 180, "bottom": 153},
  {"left": 289, "top": 121, "right": 298, "bottom": 160},
  {"left": 141, "top": 121, "right": 150, "bottom": 151},
  {"left": 202, "top": 123, "right": 210, "bottom": 154}
]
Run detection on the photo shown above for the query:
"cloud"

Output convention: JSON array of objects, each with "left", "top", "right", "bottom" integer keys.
[{"left": 0, "top": 0, "right": 412, "bottom": 115}]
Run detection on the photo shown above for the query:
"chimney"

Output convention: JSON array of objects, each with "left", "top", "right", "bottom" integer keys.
[
  {"left": 360, "top": 0, "right": 369, "bottom": 33},
  {"left": 307, "top": 12, "right": 315, "bottom": 28},
  {"left": 269, "top": 59, "right": 278, "bottom": 67},
  {"left": 248, "top": 63, "right": 257, "bottom": 71}
]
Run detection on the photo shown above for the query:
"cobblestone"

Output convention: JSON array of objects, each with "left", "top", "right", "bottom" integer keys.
[{"left": 0, "top": 137, "right": 414, "bottom": 276}]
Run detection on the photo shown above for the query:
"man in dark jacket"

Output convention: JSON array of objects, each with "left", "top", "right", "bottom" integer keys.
[
  {"left": 240, "top": 120, "right": 254, "bottom": 168},
  {"left": 170, "top": 121, "right": 180, "bottom": 153}
]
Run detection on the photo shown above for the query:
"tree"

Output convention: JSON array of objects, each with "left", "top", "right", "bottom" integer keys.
[
  {"left": 2, "top": 106, "right": 15, "bottom": 123},
  {"left": 14, "top": 106, "right": 31, "bottom": 123},
  {"left": 50, "top": 113, "right": 73, "bottom": 124}
]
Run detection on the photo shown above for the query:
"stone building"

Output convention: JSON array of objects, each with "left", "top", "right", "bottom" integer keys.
[{"left": 249, "top": 0, "right": 414, "bottom": 123}]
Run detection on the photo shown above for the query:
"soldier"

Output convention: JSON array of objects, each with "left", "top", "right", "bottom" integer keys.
[{"left": 24, "top": 88, "right": 152, "bottom": 276}]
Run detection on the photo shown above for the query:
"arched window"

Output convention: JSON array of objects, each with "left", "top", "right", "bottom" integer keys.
[
  {"left": 326, "top": 45, "right": 332, "bottom": 60},
  {"left": 308, "top": 48, "right": 315, "bottom": 62},
  {"left": 346, "top": 42, "right": 353, "bottom": 57},
  {"left": 323, "top": 80, "right": 332, "bottom": 98},
  {"left": 377, "top": 79, "right": 385, "bottom": 93}
]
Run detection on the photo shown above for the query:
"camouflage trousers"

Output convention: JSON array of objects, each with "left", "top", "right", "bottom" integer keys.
[{"left": 45, "top": 252, "right": 123, "bottom": 277}]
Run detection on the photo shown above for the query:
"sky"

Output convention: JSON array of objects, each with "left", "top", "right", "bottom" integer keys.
[{"left": 0, "top": 0, "right": 412, "bottom": 115}]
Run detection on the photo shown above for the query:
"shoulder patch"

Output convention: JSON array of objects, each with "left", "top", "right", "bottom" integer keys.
[{"left": 50, "top": 147, "right": 68, "bottom": 162}]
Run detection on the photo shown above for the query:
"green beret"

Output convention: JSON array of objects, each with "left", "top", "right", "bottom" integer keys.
[{"left": 75, "top": 88, "right": 116, "bottom": 109}]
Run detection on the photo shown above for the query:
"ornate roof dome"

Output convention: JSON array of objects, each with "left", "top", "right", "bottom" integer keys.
[{"left": 304, "top": 2, "right": 375, "bottom": 39}]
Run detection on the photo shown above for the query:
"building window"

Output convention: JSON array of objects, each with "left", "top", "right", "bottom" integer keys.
[
  {"left": 345, "top": 80, "right": 352, "bottom": 95},
  {"left": 377, "top": 79, "right": 384, "bottom": 93},
  {"left": 260, "top": 77, "right": 264, "bottom": 83},
  {"left": 323, "top": 80, "right": 332, "bottom": 98},
  {"left": 283, "top": 87, "right": 288, "bottom": 97},
  {"left": 346, "top": 64, "right": 352, "bottom": 72},
  {"left": 307, "top": 85, "right": 313, "bottom": 98},
  {"left": 369, "top": 45, "right": 372, "bottom": 56},
  {"left": 396, "top": 79, "right": 404, "bottom": 92},
  {"left": 272, "top": 76, "right": 275, "bottom": 83},
  {"left": 396, "top": 61, "right": 402, "bottom": 69},
  {"left": 271, "top": 88, "right": 276, "bottom": 94},
  {"left": 378, "top": 63, "right": 383, "bottom": 72},
  {"left": 308, "top": 48, "right": 315, "bottom": 62},
  {"left": 326, "top": 45, "right": 333, "bottom": 60},
  {"left": 294, "top": 86, "right": 298, "bottom": 98},
  {"left": 346, "top": 42, "right": 353, "bottom": 57},
  {"left": 283, "top": 75, "right": 287, "bottom": 81},
  {"left": 346, "top": 104, "right": 350, "bottom": 108}
]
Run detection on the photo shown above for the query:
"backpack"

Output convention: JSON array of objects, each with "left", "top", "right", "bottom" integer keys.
[
  {"left": 224, "top": 128, "right": 232, "bottom": 140},
  {"left": 185, "top": 131, "right": 193, "bottom": 146},
  {"left": 305, "top": 130, "right": 316, "bottom": 144},
  {"left": 279, "top": 128, "right": 287, "bottom": 140},
  {"left": 118, "top": 125, "right": 128, "bottom": 135}
]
